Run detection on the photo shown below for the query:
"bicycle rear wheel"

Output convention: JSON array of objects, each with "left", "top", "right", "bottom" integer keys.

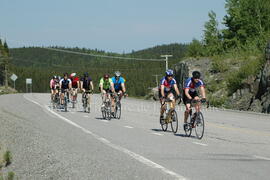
[
  {"left": 195, "top": 112, "right": 204, "bottom": 139},
  {"left": 170, "top": 110, "right": 178, "bottom": 134},
  {"left": 160, "top": 113, "right": 168, "bottom": 132},
  {"left": 115, "top": 102, "right": 121, "bottom": 119}
]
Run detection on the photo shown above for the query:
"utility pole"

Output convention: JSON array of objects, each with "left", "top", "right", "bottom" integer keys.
[
  {"left": 152, "top": 74, "right": 162, "bottom": 87},
  {"left": 161, "top": 55, "right": 173, "bottom": 71}
]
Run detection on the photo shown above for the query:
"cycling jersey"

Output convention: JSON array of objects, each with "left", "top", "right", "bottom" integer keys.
[
  {"left": 60, "top": 78, "right": 71, "bottom": 89},
  {"left": 159, "top": 76, "right": 177, "bottom": 92},
  {"left": 71, "top": 77, "right": 80, "bottom": 88},
  {"left": 50, "top": 79, "right": 56, "bottom": 89},
  {"left": 111, "top": 77, "right": 125, "bottom": 90},
  {"left": 99, "top": 78, "right": 112, "bottom": 90},
  {"left": 184, "top": 77, "right": 205, "bottom": 92},
  {"left": 80, "top": 77, "right": 92, "bottom": 90}
]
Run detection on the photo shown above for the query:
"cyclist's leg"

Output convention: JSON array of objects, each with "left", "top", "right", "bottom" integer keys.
[
  {"left": 51, "top": 89, "right": 54, "bottom": 101},
  {"left": 159, "top": 90, "right": 166, "bottom": 117},
  {"left": 183, "top": 92, "right": 192, "bottom": 124},
  {"left": 167, "top": 92, "right": 176, "bottom": 109},
  {"left": 60, "top": 89, "right": 64, "bottom": 105}
]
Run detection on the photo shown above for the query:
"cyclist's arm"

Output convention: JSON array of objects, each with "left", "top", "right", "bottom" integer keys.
[
  {"left": 173, "top": 84, "right": 180, "bottom": 96},
  {"left": 90, "top": 81, "right": 94, "bottom": 91},
  {"left": 160, "top": 85, "right": 165, "bottom": 98},
  {"left": 184, "top": 88, "right": 192, "bottom": 99},
  {"left": 110, "top": 82, "right": 115, "bottom": 93},
  {"left": 121, "top": 83, "right": 126, "bottom": 93},
  {"left": 68, "top": 80, "right": 72, "bottom": 89},
  {"left": 80, "top": 81, "right": 84, "bottom": 92},
  {"left": 200, "top": 86, "right": 206, "bottom": 99}
]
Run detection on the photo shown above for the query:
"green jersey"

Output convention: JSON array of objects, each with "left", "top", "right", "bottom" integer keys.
[{"left": 99, "top": 78, "right": 112, "bottom": 90}]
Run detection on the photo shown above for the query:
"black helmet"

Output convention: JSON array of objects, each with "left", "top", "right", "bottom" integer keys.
[
  {"left": 192, "top": 71, "right": 201, "bottom": 79},
  {"left": 84, "top": 72, "right": 89, "bottom": 77}
]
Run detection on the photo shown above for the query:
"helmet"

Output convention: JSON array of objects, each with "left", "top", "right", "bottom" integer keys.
[
  {"left": 165, "top": 69, "right": 174, "bottom": 76},
  {"left": 70, "top": 73, "right": 76, "bottom": 78},
  {"left": 115, "top": 71, "right": 121, "bottom": 77},
  {"left": 192, "top": 71, "right": 201, "bottom": 79},
  {"left": 104, "top": 74, "right": 109, "bottom": 79},
  {"left": 84, "top": 72, "right": 89, "bottom": 77},
  {"left": 53, "top": 75, "right": 57, "bottom": 79}
]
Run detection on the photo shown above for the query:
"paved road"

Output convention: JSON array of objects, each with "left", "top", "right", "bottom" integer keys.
[{"left": 0, "top": 93, "right": 269, "bottom": 180}]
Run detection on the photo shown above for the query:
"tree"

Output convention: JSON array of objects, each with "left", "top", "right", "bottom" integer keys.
[
  {"left": 222, "top": 0, "right": 270, "bottom": 50},
  {"left": 203, "top": 10, "right": 223, "bottom": 55},
  {"left": 187, "top": 39, "right": 204, "bottom": 57}
]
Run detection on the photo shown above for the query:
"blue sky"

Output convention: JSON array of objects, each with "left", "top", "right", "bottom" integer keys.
[{"left": 0, "top": 0, "right": 226, "bottom": 53}]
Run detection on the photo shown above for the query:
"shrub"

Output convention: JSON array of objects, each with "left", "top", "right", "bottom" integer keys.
[{"left": 3, "top": 151, "right": 11, "bottom": 167}]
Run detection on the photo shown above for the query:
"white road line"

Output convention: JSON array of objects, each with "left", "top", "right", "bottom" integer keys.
[
  {"left": 254, "top": 155, "right": 270, "bottom": 161},
  {"left": 124, "top": 126, "right": 134, "bottom": 129},
  {"left": 70, "top": 112, "right": 75, "bottom": 114},
  {"left": 100, "top": 120, "right": 109, "bottom": 123},
  {"left": 192, "top": 142, "right": 208, "bottom": 146},
  {"left": 83, "top": 115, "right": 89, "bottom": 118},
  {"left": 152, "top": 132, "right": 164, "bottom": 136},
  {"left": 24, "top": 95, "right": 187, "bottom": 180}
]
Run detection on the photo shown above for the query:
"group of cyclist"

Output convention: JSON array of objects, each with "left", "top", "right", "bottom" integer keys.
[
  {"left": 50, "top": 69, "right": 206, "bottom": 129},
  {"left": 49, "top": 71, "right": 127, "bottom": 113},
  {"left": 158, "top": 69, "right": 206, "bottom": 129}
]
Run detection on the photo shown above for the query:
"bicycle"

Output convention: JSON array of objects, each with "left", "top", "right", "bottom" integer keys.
[
  {"left": 113, "top": 92, "right": 122, "bottom": 119},
  {"left": 82, "top": 90, "right": 92, "bottom": 113},
  {"left": 70, "top": 88, "right": 78, "bottom": 108},
  {"left": 52, "top": 90, "right": 60, "bottom": 109},
  {"left": 62, "top": 89, "right": 69, "bottom": 112},
  {"left": 184, "top": 99, "right": 207, "bottom": 139},
  {"left": 101, "top": 92, "right": 112, "bottom": 120},
  {"left": 160, "top": 96, "right": 179, "bottom": 134}
]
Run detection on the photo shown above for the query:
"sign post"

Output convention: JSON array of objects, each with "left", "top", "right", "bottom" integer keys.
[
  {"left": 10, "top": 74, "right": 18, "bottom": 90},
  {"left": 26, "top": 78, "right": 32, "bottom": 93}
]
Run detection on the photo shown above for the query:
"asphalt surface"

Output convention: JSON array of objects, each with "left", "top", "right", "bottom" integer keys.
[{"left": 0, "top": 93, "right": 269, "bottom": 180}]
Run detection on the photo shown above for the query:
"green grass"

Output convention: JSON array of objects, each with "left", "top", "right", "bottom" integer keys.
[{"left": 3, "top": 151, "right": 11, "bottom": 167}]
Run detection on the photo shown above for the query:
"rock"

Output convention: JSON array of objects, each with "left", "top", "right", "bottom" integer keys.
[
  {"left": 249, "top": 99, "right": 262, "bottom": 112},
  {"left": 261, "top": 89, "right": 270, "bottom": 113}
]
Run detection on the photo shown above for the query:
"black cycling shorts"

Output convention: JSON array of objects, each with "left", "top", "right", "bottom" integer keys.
[
  {"left": 183, "top": 90, "right": 199, "bottom": 105},
  {"left": 159, "top": 89, "right": 175, "bottom": 99}
]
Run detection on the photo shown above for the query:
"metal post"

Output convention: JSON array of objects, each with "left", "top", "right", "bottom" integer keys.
[{"left": 5, "top": 63, "right": 8, "bottom": 88}]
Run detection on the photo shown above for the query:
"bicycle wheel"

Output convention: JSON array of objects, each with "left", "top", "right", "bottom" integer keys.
[
  {"left": 195, "top": 112, "right": 204, "bottom": 139},
  {"left": 105, "top": 101, "right": 112, "bottom": 120},
  {"left": 170, "top": 110, "right": 178, "bottom": 134},
  {"left": 160, "top": 113, "right": 168, "bottom": 131},
  {"left": 115, "top": 102, "right": 121, "bottom": 119},
  {"left": 184, "top": 117, "right": 192, "bottom": 137},
  {"left": 64, "top": 96, "right": 67, "bottom": 112}
]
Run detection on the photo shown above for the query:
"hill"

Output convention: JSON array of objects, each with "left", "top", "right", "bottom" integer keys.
[{"left": 8, "top": 43, "right": 187, "bottom": 96}]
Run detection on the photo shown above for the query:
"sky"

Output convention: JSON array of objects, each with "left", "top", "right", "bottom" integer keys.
[{"left": 0, "top": 0, "right": 226, "bottom": 53}]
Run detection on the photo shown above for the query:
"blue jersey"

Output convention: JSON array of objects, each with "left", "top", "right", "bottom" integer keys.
[
  {"left": 160, "top": 77, "right": 177, "bottom": 92},
  {"left": 111, "top": 77, "right": 125, "bottom": 90},
  {"left": 184, "top": 77, "right": 205, "bottom": 92}
]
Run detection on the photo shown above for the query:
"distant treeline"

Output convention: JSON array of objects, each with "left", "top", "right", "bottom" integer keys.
[{"left": 8, "top": 43, "right": 187, "bottom": 96}]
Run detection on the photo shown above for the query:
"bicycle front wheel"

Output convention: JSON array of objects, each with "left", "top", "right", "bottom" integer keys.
[
  {"left": 170, "top": 110, "right": 178, "bottom": 134},
  {"left": 115, "top": 102, "right": 121, "bottom": 119},
  {"left": 195, "top": 112, "right": 204, "bottom": 139}
]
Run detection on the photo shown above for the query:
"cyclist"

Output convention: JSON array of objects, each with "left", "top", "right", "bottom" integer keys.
[
  {"left": 80, "top": 72, "right": 94, "bottom": 103},
  {"left": 70, "top": 72, "right": 80, "bottom": 103},
  {"left": 59, "top": 73, "right": 72, "bottom": 106},
  {"left": 183, "top": 71, "right": 206, "bottom": 129},
  {"left": 159, "top": 69, "right": 181, "bottom": 121},
  {"left": 50, "top": 75, "right": 58, "bottom": 101},
  {"left": 99, "top": 74, "right": 115, "bottom": 110}
]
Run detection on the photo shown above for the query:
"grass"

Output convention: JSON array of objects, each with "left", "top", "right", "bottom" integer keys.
[
  {"left": 0, "top": 145, "right": 15, "bottom": 180},
  {"left": 3, "top": 151, "right": 11, "bottom": 167}
]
